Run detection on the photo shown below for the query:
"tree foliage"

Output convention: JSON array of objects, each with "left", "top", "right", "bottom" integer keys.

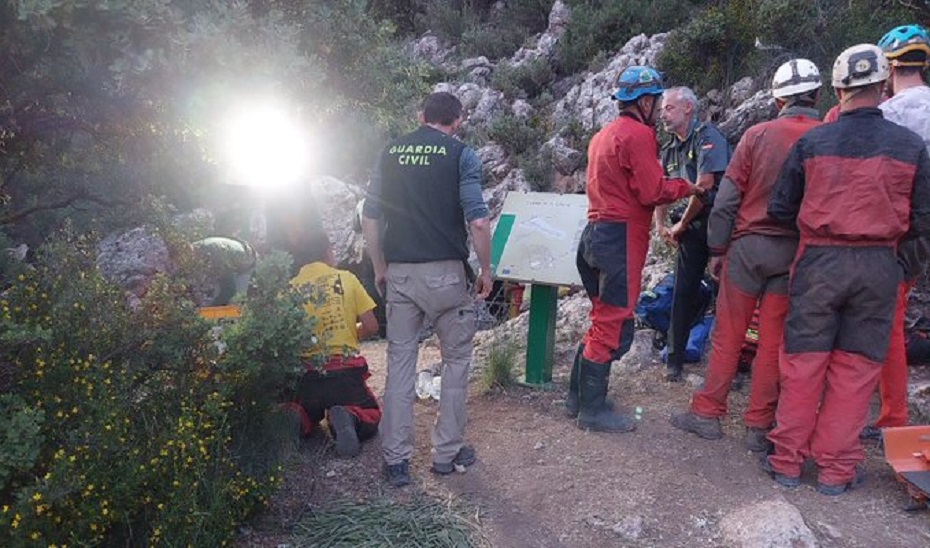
[
  {"left": 0, "top": 0, "right": 436, "bottom": 248},
  {"left": 659, "top": 0, "right": 930, "bottom": 93}
]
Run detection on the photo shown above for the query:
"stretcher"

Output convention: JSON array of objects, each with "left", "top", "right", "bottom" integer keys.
[
  {"left": 882, "top": 425, "right": 930, "bottom": 510},
  {"left": 198, "top": 304, "right": 242, "bottom": 320}
]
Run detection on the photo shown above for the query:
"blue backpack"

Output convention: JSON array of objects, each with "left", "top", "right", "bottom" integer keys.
[
  {"left": 634, "top": 273, "right": 677, "bottom": 333},
  {"left": 661, "top": 316, "right": 715, "bottom": 363},
  {"left": 636, "top": 273, "right": 715, "bottom": 361}
]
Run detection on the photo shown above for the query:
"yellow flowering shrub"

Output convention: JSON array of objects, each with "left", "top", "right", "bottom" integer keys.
[{"left": 0, "top": 228, "right": 312, "bottom": 546}]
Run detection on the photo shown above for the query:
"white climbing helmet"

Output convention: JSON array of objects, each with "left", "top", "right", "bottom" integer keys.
[
  {"left": 772, "top": 59, "right": 822, "bottom": 98},
  {"left": 832, "top": 44, "right": 890, "bottom": 89}
]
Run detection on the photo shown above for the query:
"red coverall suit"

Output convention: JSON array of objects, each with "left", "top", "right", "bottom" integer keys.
[
  {"left": 691, "top": 106, "right": 821, "bottom": 428},
  {"left": 824, "top": 103, "right": 910, "bottom": 431},
  {"left": 578, "top": 113, "right": 693, "bottom": 365},
  {"left": 767, "top": 107, "right": 930, "bottom": 488}
]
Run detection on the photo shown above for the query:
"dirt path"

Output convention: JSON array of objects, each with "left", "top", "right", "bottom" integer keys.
[{"left": 243, "top": 339, "right": 930, "bottom": 547}]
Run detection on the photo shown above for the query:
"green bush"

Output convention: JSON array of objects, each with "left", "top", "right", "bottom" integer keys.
[
  {"left": 659, "top": 0, "right": 929, "bottom": 94},
  {"left": 0, "top": 222, "right": 314, "bottom": 546},
  {"left": 657, "top": 1, "right": 757, "bottom": 92},
  {"left": 491, "top": 57, "right": 556, "bottom": 100},
  {"left": 415, "top": 0, "right": 550, "bottom": 60},
  {"left": 487, "top": 114, "right": 547, "bottom": 158},
  {"left": 0, "top": 395, "right": 44, "bottom": 489},
  {"left": 518, "top": 152, "right": 555, "bottom": 192},
  {"left": 557, "top": 0, "right": 699, "bottom": 75}
]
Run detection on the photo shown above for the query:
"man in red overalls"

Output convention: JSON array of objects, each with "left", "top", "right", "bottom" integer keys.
[
  {"left": 764, "top": 44, "right": 930, "bottom": 495},
  {"left": 671, "top": 59, "right": 823, "bottom": 451},
  {"left": 568, "top": 65, "right": 702, "bottom": 432}
]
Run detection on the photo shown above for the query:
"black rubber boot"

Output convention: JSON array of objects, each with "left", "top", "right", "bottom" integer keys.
[
  {"left": 565, "top": 345, "right": 613, "bottom": 417},
  {"left": 564, "top": 343, "right": 584, "bottom": 417},
  {"left": 577, "top": 358, "right": 636, "bottom": 433},
  {"left": 665, "top": 361, "right": 684, "bottom": 383}
]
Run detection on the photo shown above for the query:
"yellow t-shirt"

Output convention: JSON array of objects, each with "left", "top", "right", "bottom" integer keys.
[{"left": 290, "top": 262, "right": 377, "bottom": 358}]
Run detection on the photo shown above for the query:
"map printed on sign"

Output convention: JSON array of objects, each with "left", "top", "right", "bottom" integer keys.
[{"left": 491, "top": 191, "right": 588, "bottom": 286}]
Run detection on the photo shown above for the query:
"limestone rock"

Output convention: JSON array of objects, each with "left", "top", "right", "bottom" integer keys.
[
  {"left": 718, "top": 89, "right": 777, "bottom": 144},
  {"left": 510, "top": 0, "right": 570, "bottom": 67},
  {"left": 468, "top": 88, "right": 507, "bottom": 126},
  {"left": 718, "top": 499, "right": 818, "bottom": 548},
  {"left": 477, "top": 143, "right": 511, "bottom": 184},
  {"left": 552, "top": 33, "right": 668, "bottom": 132},
  {"left": 729, "top": 76, "right": 756, "bottom": 104},
  {"left": 410, "top": 32, "right": 453, "bottom": 66},
  {"left": 611, "top": 515, "right": 644, "bottom": 541},
  {"left": 511, "top": 99, "right": 534, "bottom": 120},
  {"left": 910, "top": 376, "right": 930, "bottom": 423},
  {"left": 97, "top": 226, "right": 172, "bottom": 297},
  {"left": 542, "top": 135, "right": 582, "bottom": 176},
  {"left": 483, "top": 168, "right": 531, "bottom": 219},
  {"left": 458, "top": 82, "right": 484, "bottom": 111},
  {"left": 308, "top": 176, "right": 364, "bottom": 265}
]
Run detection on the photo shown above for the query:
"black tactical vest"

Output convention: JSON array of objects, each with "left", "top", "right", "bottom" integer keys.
[{"left": 379, "top": 126, "right": 468, "bottom": 263}]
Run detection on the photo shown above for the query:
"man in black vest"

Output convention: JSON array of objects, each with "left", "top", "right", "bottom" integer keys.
[
  {"left": 362, "top": 92, "right": 492, "bottom": 488},
  {"left": 655, "top": 86, "right": 731, "bottom": 382}
]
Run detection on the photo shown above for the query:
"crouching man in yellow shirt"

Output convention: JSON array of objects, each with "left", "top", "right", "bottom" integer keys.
[{"left": 286, "top": 236, "right": 381, "bottom": 457}]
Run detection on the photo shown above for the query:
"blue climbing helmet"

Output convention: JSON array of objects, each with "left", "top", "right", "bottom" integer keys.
[
  {"left": 878, "top": 24, "right": 930, "bottom": 67},
  {"left": 612, "top": 66, "right": 665, "bottom": 102}
]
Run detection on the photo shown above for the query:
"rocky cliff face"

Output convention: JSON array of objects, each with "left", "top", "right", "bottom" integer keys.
[{"left": 91, "top": 1, "right": 930, "bottom": 424}]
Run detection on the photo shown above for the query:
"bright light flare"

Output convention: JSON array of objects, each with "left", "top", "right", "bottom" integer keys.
[{"left": 224, "top": 104, "right": 310, "bottom": 190}]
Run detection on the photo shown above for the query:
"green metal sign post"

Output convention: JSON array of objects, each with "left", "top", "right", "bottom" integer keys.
[
  {"left": 522, "top": 284, "right": 557, "bottom": 387},
  {"left": 489, "top": 191, "right": 588, "bottom": 389}
]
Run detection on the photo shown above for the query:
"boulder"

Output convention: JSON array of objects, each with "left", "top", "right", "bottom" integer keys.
[
  {"left": 511, "top": 99, "right": 534, "bottom": 120},
  {"left": 548, "top": 0, "right": 571, "bottom": 32},
  {"left": 410, "top": 32, "right": 454, "bottom": 66},
  {"left": 542, "top": 135, "right": 582, "bottom": 176},
  {"left": 718, "top": 499, "right": 818, "bottom": 548},
  {"left": 477, "top": 143, "right": 511, "bottom": 183},
  {"left": 468, "top": 88, "right": 507, "bottom": 127},
  {"left": 729, "top": 76, "right": 756, "bottom": 105},
  {"left": 718, "top": 89, "right": 777, "bottom": 144},
  {"left": 483, "top": 168, "right": 532, "bottom": 219},
  {"left": 461, "top": 56, "right": 494, "bottom": 86},
  {"left": 97, "top": 226, "right": 172, "bottom": 297},
  {"left": 457, "top": 82, "right": 485, "bottom": 111}
]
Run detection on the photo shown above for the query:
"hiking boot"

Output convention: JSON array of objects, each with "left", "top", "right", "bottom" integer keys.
[
  {"left": 670, "top": 411, "right": 724, "bottom": 440},
  {"left": 745, "top": 427, "right": 773, "bottom": 453},
  {"left": 384, "top": 460, "right": 411, "bottom": 487},
  {"left": 431, "top": 445, "right": 477, "bottom": 475},
  {"left": 328, "top": 406, "right": 360, "bottom": 457},
  {"left": 665, "top": 363, "right": 684, "bottom": 383},
  {"left": 859, "top": 425, "right": 882, "bottom": 441},
  {"left": 816, "top": 465, "right": 867, "bottom": 496},
  {"left": 759, "top": 455, "right": 801, "bottom": 488},
  {"left": 731, "top": 371, "right": 749, "bottom": 392},
  {"left": 576, "top": 358, "right": 636, "bottom": 433}
]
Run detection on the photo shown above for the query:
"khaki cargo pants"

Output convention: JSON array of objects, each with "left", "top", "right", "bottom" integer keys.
[{"left": 380, "top": 260, "right": 476, "bottom": 465}]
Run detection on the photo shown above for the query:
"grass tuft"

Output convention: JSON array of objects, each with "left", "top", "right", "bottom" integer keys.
[
  {"left": 290, "top": 496, "right": 489, "bottom": 547},
  {"left": 482, "top": 336, "right": 520, "bottom": 391}
]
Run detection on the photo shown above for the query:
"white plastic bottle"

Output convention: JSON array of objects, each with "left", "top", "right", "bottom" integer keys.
[
  {"left": 429, "top": 375, "right": 442, "bottom": 401},
  {"left": 415, "top": 370, "right": 433, "bottom": 400}
]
